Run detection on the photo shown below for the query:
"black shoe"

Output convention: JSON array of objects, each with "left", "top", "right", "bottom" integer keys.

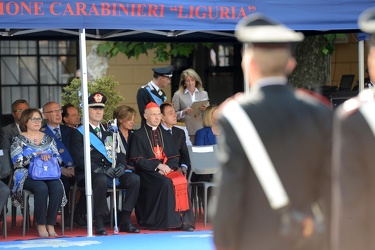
[
  {"left": 120, "top": 222, "right": 140, "bottom": 233},
  {"left": 95, "top": 226, "right": 108, "bottom": 235},
  {"left": 74, "top": 214, "right": 87, "bottom": 228},
  {"left": 179, "top": 223, "right": 194, "bottom": 232}
]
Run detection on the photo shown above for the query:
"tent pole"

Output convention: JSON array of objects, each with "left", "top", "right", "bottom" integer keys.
[
  {"left": 79, "top": 28, "right": 93, "bottom": 237},
  {"left": 359, "top": 40, "right": 365, "bottom": 92}
]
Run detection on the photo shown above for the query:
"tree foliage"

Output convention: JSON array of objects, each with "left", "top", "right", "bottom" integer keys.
[
  {"left": 97, "top": 42, "right": 210, "bottom": 63},
  {"left": 62, "top": 76, "right": 124, "bottom": 122}
]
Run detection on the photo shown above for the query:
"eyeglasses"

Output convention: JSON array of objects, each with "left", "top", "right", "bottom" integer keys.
[
  {"left": 44, "top": 109, "right": 63, "bottom": 114},
  {"left": 13, "top": 109, "right": 25, "bottom": 114},
  {"left": 146, "top": 113, "right": 162, "bottom": 117},
  {"left": 30, "top": 117, "right": 42, "bottom": 123}
]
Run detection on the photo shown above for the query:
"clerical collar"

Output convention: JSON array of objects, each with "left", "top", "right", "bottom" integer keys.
[
  {"left": 149, "top": 81, "right": 160, "bottom": 91},
  {"left": 146, "top": 123, "right": 158, "bottom": 131}
]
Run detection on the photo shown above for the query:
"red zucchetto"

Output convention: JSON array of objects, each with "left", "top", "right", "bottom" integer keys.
[{"left": 145, "top": 102, "right": 159, "bottom": 110}]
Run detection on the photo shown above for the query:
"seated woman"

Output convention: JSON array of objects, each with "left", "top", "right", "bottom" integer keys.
[
  {"left": 113, "top": 105, "right": 137, "bottom": 170},
  {"left": 194, "top": 105, "right": 219, "bottom": 146},
  {"left": 10, "top": 108, "right": 66, "bottom": 237},
  {"left": 193, "top": 105, "right": 219, "bottom": 184}
]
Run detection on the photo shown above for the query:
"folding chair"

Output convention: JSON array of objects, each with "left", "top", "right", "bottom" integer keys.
[{"left": 187, "top": 145, "right": 220, "bottom": 226}]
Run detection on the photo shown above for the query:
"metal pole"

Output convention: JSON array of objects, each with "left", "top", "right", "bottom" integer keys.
[{"left": 79, "top": 28, "right": 93, "bottom": 237}]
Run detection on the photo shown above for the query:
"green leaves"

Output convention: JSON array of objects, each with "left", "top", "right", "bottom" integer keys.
[
  {"left": 97, "top": 42, "right": 211, "bottom": 63},
  {"left": 322, "top": 34, "right": 346, "bottom": 55},
  {"left": 62, "top": 76, "right": 124, "bottom": 122}
]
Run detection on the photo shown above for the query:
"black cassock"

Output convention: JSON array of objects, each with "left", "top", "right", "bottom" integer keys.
[{"left": 129, "top": 125, "right": 195, "bottom": 230}]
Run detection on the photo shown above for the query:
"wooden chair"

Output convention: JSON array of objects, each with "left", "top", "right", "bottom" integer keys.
[{"left": 187, "top": 145, "right": 220, "bottom": 226}]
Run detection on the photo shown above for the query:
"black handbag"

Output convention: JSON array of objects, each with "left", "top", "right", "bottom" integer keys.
[{"left": 0, "top": 149, "right": 12, "bottom": 179}]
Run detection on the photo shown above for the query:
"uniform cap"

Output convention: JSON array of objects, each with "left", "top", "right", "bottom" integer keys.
[
  {"left": 152, "top": 65, "right": 173, "bottom": 78},
  {"left": 145, "top": 102, "right": 159, "bottom": 110},
  {"left": 358, "top": 7, "right": 375, "bottom": 33},
  {"left": 88, "top": 92, "right": 106, "bottom": 108},
  {"left": 235, "top": 13, "right": 304, "bottom": 43}
]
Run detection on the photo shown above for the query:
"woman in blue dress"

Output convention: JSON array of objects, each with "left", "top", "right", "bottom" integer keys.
[
  {"left": 194, "top": 105, "right": 219, "bottom": 146},
  {"left": 11, "top": 108, "right": 66, "bottom": 237}
]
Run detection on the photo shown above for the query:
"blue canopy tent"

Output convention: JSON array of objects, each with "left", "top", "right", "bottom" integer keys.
[
  {"left": 0, "top": 0, "right": 373, "bottom": 237},
  {"left": 0, "top": 0, "right": 373, "bottom": 41}
]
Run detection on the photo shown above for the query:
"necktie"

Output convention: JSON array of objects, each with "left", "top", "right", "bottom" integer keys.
[
  {"left": 95, "top": 127, "right": 101, "bottom": 139},
  {"left": 168, "top": 129, "right": 172, "bottom": 135},
  {"left": 53, "top": 128, "right": 62, "bottom": 141}
]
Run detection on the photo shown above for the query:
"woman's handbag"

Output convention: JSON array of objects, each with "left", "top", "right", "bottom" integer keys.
[{"left": 28, "top": 155, "right": 61, "bottom": 180}]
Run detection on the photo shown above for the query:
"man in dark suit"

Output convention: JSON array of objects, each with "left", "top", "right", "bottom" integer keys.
[
  {"left": 0, "top": 99, "right": 29, "bottom": 149},
  {"left": 160, "top": 102, "right": 190, "bottom": 176},
  {"left": 331, "top": 8, "right": 375, "bottom": 250},
  {"left": 41, "top": 101, "right": 75, "bottom": 226},
  {"left": 62, "top": 103, "right": 81, "bottom": 129},
  {"left": 70, "top": 92, "right": 140, "bottom": 235},
  {"left": 136, "top": 65, "right": 173, "bottom": 125},
  {"left": 213, "top": 14, "right": 332, "bottom": 250}
]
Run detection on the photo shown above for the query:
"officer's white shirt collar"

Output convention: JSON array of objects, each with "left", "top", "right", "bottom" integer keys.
[
  {"left": 89, "top": 123, "right": 101, "bottom": 131},
  {"left": 255, "top": 77, "right": 288, "bottom": 88},
  {"left": 149, "top": 81, "right": 160, "bottom": 91}
]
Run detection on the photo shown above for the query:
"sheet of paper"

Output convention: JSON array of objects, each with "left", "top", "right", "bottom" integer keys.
[{"left": 190, "top": 99, "right": 209, "bottom": 116}]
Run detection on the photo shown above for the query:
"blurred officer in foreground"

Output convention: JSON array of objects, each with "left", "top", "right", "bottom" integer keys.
[
  {"left": 331, "top": 7, "right": 375, "bottom": 250},
  {"left": 213, "top": 14, "right": 332, "bottom": 250}
]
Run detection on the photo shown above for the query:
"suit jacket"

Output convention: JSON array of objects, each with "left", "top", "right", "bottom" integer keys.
[
  {"left": 194, "top": 127, "right": 216, "bottom": 146},
  {"left": 213, "top": 84, "right": 332, "bottom": 250},
  {"left": 161, "top": 126, "right": 191, "bottom": 168},
  {"left": 41, "top": 124, "right": 75, "bottom": 166},
  {"left": 331, "top": 89, "right": 375, "bottom": 250},
  {"left": 172, "top": 89, "right": 209, "bottom": 135},
  {"left": 70, "top": 124, "right": 126, "bottom": 181},
  {"left": 0, "top": 122, "right": 19, "bottom": 149}
]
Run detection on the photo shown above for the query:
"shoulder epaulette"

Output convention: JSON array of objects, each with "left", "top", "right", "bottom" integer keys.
[{"left": 341, "top": 89, "right": 375, "bottom": 116}]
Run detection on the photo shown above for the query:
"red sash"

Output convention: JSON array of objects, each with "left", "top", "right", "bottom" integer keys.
[
  {"left": 166, "top": 171, "right": 190, "bottom": 212},
  {"left": 154, "top": 145, "right": 189, "bottom": 211}
]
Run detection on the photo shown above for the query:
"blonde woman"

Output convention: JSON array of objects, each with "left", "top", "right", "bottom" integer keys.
[
  {"left": 172, "top": 69, "right": 209, "bottom": 143},
  {"left": 194, "top": 105, "right": 219, "bottom": 146}
]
